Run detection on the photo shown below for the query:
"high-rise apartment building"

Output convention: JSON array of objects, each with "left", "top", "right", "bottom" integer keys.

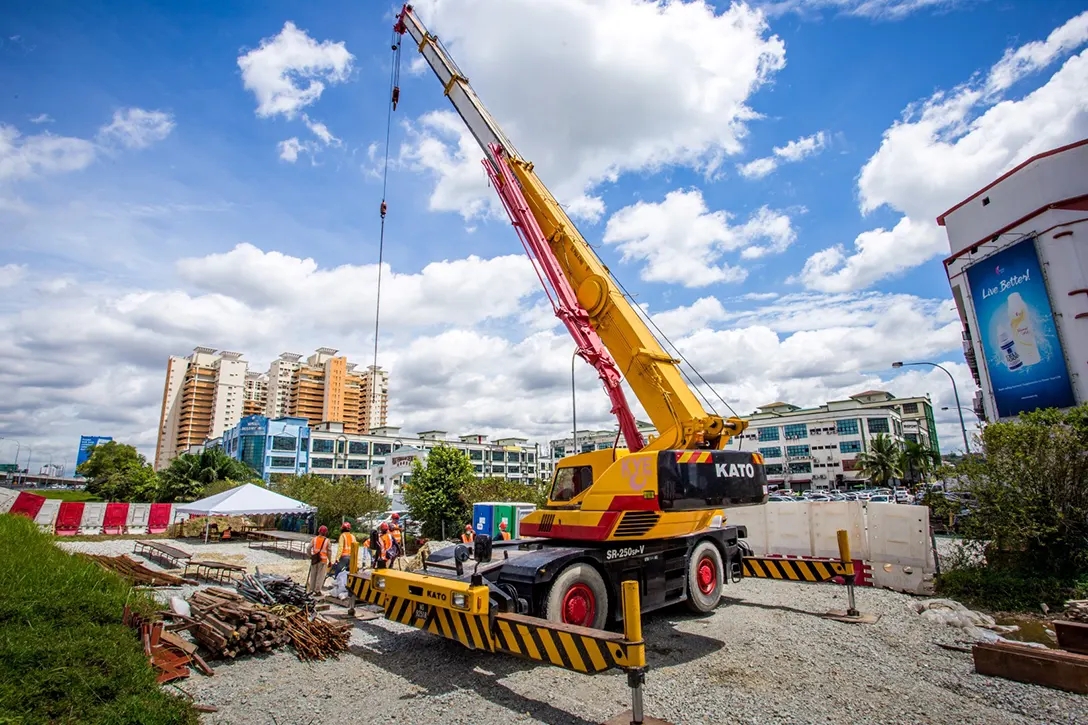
[
  {"left": 285, "top": 348, "right": 388, "bottom": 434},
  {"left": 243, "top": 372, "right": 268, "bottom": 417},
  {"left": 155, "top": 347, "right": 249, "bottom": 470},
  {"left": 265, "top": 352, "right": 302, "bottom": 419}
]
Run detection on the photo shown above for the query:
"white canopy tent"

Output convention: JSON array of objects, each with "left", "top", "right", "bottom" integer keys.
[{"left": 175, "top": 484, "right": 316, "bottom": 542}]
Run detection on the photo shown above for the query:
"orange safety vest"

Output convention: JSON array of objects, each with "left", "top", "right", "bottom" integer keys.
[
  {"left": 462, "top": 532, "right": 474, "bottom": 544},
  {"left": 391, "top": 527, "right": 403, "bottom": 547},
  {"left": 379, "top": 532, "right": 393, "bottom": 555},
  {"left": 500, "top": 530, "right": 511, "bottom": 541},
  {"left": 338, "top": 532, "right": 356, "bottom": 559},
  {"left": 312, "top": 535, "right": 330, "bottom": 563}
]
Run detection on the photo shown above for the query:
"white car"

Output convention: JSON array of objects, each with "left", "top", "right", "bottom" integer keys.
[{"left": 868, "top": 495, "right": 892, "bottom": 503}]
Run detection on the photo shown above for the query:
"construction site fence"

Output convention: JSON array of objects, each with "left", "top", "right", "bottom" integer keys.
[
  {"left": 730, "top": 500, "right": 936, "bottom": 594},
  {"left": 0, "top": 488, "right": 176, "bottom": 535}
]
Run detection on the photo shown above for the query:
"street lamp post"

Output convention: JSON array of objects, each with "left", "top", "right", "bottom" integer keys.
[
  {"left": 0, "top": 438, "right": 20, "bottom": 485},
  {"left": 892, "top": 361, "right": 971, "bottom": 454}
]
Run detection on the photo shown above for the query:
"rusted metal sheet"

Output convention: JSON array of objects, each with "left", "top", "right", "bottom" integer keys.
[
  {"left": 1055, "top": 621, "right": 1088, "bottom": 655},
  {"left": 973, "top": 641, "right": 1088, "bottom": 694}
]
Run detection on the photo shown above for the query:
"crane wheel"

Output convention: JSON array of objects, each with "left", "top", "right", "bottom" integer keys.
[
  {"left": 685, "top": 541, "right": 724, "bottom": 613},
  {"left": 544, "top": 563, "right": 608, "bottom": 630}
]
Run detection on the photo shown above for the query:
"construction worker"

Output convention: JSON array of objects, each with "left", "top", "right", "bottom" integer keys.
[
  {"left": 390, "top": 519, "right": 404, "bottom": 559},
  {"left": 378, "top": 522, "right": 396, "bottom": 566},
  {"left": 498, "top": 521, "right": 511, "bottom": 540},
  {"left": 462, "top": 525, "right": 475, "bottom": 544},
  {"left": 306, "top": 525, "right": 332, "bottom": 594},
  {"left": 332, "top": 522, "right": 356, "bottom": 576}
]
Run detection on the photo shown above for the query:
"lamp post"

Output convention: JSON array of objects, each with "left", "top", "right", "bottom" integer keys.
[
  {"left": 0, "top": 438, "right": 20, "bottom": 485},
  {"left": 892, "top": 361, "right": 971, "bottom": 454}
]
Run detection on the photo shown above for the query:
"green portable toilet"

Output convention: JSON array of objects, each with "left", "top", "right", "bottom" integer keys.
[{"left": 493, "top": 504, "right": 514, "bottom": 538}]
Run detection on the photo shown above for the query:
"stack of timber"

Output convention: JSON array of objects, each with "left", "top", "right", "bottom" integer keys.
[
  {"left": 1064, "top": 599, "right": 1088, "bottom": 623},
  {"left": 236, "top": 571, "right": 315, "bottom": 609},
  {"left": 81, "top": 553, "right": 193, "bottom": 586},
  {"left": 270, "top": 604, "right": 352, "bottom": 661},
  {"left": 186, "top": 587, "right": 289, "bottom": 659},
  {"left": 123, "top": 605, "right": 214, "bottom": 683}
]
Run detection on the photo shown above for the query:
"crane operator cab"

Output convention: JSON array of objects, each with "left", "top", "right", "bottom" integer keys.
[{"left": 521, "top": 447, "right": 768, "bottom": 543}]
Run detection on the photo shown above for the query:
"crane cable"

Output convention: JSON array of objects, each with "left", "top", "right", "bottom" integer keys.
[{"left": 369, "top": 28, "right": 403, "bottom": 435}]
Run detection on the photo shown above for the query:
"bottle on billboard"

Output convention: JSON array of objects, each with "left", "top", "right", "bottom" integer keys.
[
  {"left": 998, "top": 331, "right": 1023, "bottom": 371},
  {"left": 1006, "top": 292, "right": 1041, "bottom": 366}
]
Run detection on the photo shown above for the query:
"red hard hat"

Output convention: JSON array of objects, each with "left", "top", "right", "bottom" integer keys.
[
  {"left": 499, "top": 521, "right": 507, "bottom": 529},
  {"left": 380, "top": 522, "right": 389, "bottom": 531},
  {"left": 391, "top": 512, "right": 400, "bottom": 520},
  {"left": 318, "top": 525, "right": 328, "bottom": 535},
  {"left": 465, "top": 525, "right": 472, "bottom": 531},
  {"left": 341, "top": 522, "right": 351, "bottom": 531}
]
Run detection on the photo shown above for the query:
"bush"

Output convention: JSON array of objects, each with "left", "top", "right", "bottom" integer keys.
[
  {"left": 0, "top": 514, "right": 196, "bottom": 724},
  {"left": 937, "top": 565, "right": 1088, "bottom": 612},
  {"left": 402, "top": 446, "right": 474, "bottom": 539},
  {"left": 462, "top": 476, "right": 547, "bottom": 508}
]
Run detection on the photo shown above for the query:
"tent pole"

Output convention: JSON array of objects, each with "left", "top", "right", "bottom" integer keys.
[{"left": 204, "top": 516, "right": 209, "bottom": 544}]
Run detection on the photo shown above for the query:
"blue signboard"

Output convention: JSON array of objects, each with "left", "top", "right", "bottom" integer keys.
[
  {"left": 966, "top": 237, "right": 1075, "bottom": 418},
  {"left": 76, "top": 435, "right": 113, "bottom": 468},
  {"left": 237, "top": 415, "right": 267, "bottom": 436}
]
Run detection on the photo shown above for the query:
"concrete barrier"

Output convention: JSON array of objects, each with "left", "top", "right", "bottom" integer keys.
[
  {"left": 126, "top": 503, "right": 150, "bottom": 534},
  {"left": 79, "top": 502, "right": 107, "bottom": 534},
  {"left": 35, "top": 499, "right": 61, "bottom": 533},
  {"left": 730, "top": 500, "right": 935, "bottom": 594}
]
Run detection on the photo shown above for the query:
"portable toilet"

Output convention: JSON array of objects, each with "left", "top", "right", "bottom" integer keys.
[
  {"left": 514, "top": 503, "right": 537, "bottom": 537},
  {"left": 493, "top": 504, "right": 514, "bottom": 537},
  {"left": 472, "top": 502, "right": 495, "bottom": 538}
]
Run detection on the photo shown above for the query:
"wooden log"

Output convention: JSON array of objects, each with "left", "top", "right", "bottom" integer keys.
[{"left": 973, "top": 642, "right": 1088, "bottom": 694}]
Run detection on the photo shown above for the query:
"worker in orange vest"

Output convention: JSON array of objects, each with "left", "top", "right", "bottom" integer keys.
[
  {"left": 377, "top": 522, "right": 396, "bottom": 566},
  {"left": 306, "top": 525, "right": 332, "bottom": 594},
  {"left": 498, "top": 521, "right": 511, "bottom": 540},
  {"left": 390, "top": 516, "right": 404, "bottom": 555},
  {"left": 332, "top": 522, "right": 356, "bottom": 576},
  {"left": 462, "top": 525, "right": 475, "bottom": 544}
]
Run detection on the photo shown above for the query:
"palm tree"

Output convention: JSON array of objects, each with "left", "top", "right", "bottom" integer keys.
[
  {"left": 901, "top": 440, "right": 932, "bottom": 489},
  {"left": 159, "top": 448, "right": 257, "bottom": 502},
  {"left": 855, "top": 433, "right": 904, "bottom": 488}
]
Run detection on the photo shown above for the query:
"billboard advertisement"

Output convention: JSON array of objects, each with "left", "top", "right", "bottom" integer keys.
[
  {"left": 237, "top": 415, "right": 267, "bottom": 436},
  {"left": 966, "top": 236, "right": 1075, "bottom": 418},
  {"left": 76, "top": 435, "right": 113, "bottom": 469}
]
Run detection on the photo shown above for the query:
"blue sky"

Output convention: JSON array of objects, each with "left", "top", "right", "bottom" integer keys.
[{"left": 1, "top": 0, "right": 1087, "bottom": 470}]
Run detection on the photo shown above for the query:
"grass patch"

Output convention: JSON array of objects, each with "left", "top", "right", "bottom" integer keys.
[
  {"left": 0, "top": 514, "right": 197, "bottom": 724},
  {"left": 937, "top": 565, "right": 1088, "bottom": 612},
  {"left": 26, "top": 489, "right": 102, "bottom": 502}
]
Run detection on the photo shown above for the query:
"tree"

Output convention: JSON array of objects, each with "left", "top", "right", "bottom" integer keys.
[
  {"left": 855, "top": 433, "right": 903, "bottom": 487},
  {"left": 951, "top": 404, "right": 1088, "bottom": 578},
  {"left": 268, "top": 474, "right": 390, "bottom": 532},
  {"left": 157, "top": 448, "right": 258, "bottom": 502},
  {"left": 463, "top": 476, "right": 547, "bottom": 508},
  {"left": 901, "top": 441, "right": 939, "bottom": 489},
  {"left": 402, "top": 445, "right": 474, "bottom": 539},
  {"left": 75, "top": 441, "right": 159, "bottom": 502}
]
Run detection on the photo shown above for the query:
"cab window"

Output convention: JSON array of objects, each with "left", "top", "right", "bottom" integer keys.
[{"left": 549, "top": 465, "right": 594, "bottom": 502}]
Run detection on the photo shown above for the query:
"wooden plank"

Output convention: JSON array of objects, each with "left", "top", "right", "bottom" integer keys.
[
  {"left": 1055, "top": 621, "right": 1088, "bottom": 655},
  {"left": 973, "top": 642, "right": 1088, "bottom": 694},
  {"left": 160, "top": 630, "right": 198, "bottom": 656}
]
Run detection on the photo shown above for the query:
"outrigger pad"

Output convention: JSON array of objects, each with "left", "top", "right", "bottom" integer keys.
[
  {"left": 823, "top": 609, "right": 880, "bottom": 624},
  {"left": 601, "top": 712, "right": 673, "bottom": 725}
]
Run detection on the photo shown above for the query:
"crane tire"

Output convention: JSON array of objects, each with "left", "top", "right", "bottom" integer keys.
[
  {"left": 544, "top": 563, "right": 609, "bottom": 630},
  {"left": 686, "top": 540, "right": 724, "bottom": 613}
]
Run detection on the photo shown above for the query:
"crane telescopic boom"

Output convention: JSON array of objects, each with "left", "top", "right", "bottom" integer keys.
[{"left": 394, "top": 4, "right": 747, "bottom": 451}]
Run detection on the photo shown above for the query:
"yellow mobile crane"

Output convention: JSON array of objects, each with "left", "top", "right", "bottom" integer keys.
[{"left": 350, "top": 8, "right": 861, "bottom": 719}]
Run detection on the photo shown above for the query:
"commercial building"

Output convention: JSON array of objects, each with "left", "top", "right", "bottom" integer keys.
[
  {"left": 548, "top": 421, "right": 658, "bottom": 462},
  {"left": 215, "top": 418, "right": 543, "bottom": 492},
  {"left": 155, "top": 347, "right": 249, "bottom": 470},
  {"left": 724, "top": 390, "right": 944, "bottom": 490},
  {"left": 940, "top": 139, "right": 1087, "bottom": 422}
]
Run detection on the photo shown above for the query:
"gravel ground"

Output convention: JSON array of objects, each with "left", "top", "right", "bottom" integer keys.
[{"left": 61, "top": 539, "right": 1086, "bottom": 724}]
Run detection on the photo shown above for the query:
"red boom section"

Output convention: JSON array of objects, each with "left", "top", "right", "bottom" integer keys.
[{"left": 483, "top": 144, "right": 645, "bottom": 453}]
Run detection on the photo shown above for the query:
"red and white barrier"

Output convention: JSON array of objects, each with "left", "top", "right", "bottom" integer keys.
[
  {"left": 0, "top": 487, "right": 18, "bottom": 514},
  {"left": 126, "top": 503, "right": 150, "bottom": 534},
  {"left": 34, "top": 499, "right": 61, "bottom": 532},
  {"left": 103, "top": 503, "right": 129, "bottom": 535},
  {"left": 55, "top": 501, "right": 84, "bottom": 535}
]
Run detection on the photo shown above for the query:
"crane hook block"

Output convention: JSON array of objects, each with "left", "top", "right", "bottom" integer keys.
[
  {"left": 380, "top": 201, "right": 387, "bottom": 218},
  {"left": 392, "top": 86, "right": 400, "bottom": 110}
]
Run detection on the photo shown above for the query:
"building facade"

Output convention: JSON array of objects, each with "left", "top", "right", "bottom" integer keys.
[
  {"left": 940, "top": 139, "right": 1087, "bottom": 422},
  {"left": 548, "top": 421, "right": 658, "bottom": 462},
  {"left": 216, "top": 418, "right": 543, "bottom": 490},
  {"left": 282, "top": 349, "right": 389, "bottom": 434},
  {"left": 155, "top": 347, "right": 250, "bottom": 470},
  {"left": 243, "top": 372, "right": 267, "bottom": 417},
  {"left": 727, "top": 393, "right": 916, "bottom": 490}
]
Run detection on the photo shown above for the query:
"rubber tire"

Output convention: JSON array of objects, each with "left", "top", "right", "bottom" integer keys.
[
  {"left": 685, "top": 540, "right": 724, "bottom": 613},
  {"left": 544, "top": 563, "right": 609, "bottom": 630}
]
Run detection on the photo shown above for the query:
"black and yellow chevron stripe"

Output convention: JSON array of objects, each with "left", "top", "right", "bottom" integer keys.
[
  {"left": 382, "top": 595, "right": 494, "bottom": 651},
  {"left": 347, "top": 573, "right": 385, "bottom": 606},
  {"left": 492, "top": 614, "right": 631, "bottom": 674},
  {"left": 742, "top": 556, "right": 850, "bottom": 582}
]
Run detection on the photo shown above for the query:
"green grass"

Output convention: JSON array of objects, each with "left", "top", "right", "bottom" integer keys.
[
  {"left": 0, "top": 514, "right": 197, "bottom": 724},
  {"left": 937, "top": 565, "right": 1088, "bottom": 612},
  {"left": 29, "top": 489, "right": 102, "bottom": 502}
]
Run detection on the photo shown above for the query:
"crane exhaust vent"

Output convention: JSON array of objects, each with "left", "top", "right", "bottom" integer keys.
[
  {"left": 537, "top": 514, "right": 555, "bottom": 533},
  {"left": 613, "top": 511, "right": 660, "bottom": 538}
]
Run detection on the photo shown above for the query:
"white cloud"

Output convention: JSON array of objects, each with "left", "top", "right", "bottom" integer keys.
[
  {"left": 0, "top": 263, "right": 26, "bottom": 288},
  {"left": 0, "top": 125, "right": 96, "bottom": 181},
  {"left": 278, "top": 137, "right": 308, "bottom": 163},
  {"left": 302, "top": 114, "right": 339, "bottom": 146},
  {"left": 798, "top": 13, "right": 1088, "bottom": 292},
  {"left": 602, "top": 189, "right": 795, "bottom": 287},
  {"left": 29, "top": 114, "right": 53, "bottom": 124},
  {"left": 738, "top": 131, "right": 827, "bottom": 179},
  {"left": 237, "top": 21, "right": 352, "bottom": 119},
  {"left": 97, "top": 108, "right": 175, "bottom": 149},
  {"left": 760, "top": 0, "right": 967, "bottom": 21},
  {"left": 401, "top": 0, "right": 786, "bottom": 221}
]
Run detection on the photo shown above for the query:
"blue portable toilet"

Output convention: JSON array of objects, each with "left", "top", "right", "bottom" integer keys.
[{"left": 473, "top": 502, "right": 495, "bottom": 538}]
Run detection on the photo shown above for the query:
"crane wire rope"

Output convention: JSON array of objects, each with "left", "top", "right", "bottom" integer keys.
[{"left": 368, "top": 27, "right": 403, "bottom": 442}]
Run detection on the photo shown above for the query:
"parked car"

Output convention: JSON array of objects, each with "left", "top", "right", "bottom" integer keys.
[{"left": 868, "top": 495, "right": 893, "bottom": 503}]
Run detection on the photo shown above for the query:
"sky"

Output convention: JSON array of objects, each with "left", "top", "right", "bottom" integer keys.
[{"left": 1, "top": 0, "right": 1087, "bottom": 473}]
